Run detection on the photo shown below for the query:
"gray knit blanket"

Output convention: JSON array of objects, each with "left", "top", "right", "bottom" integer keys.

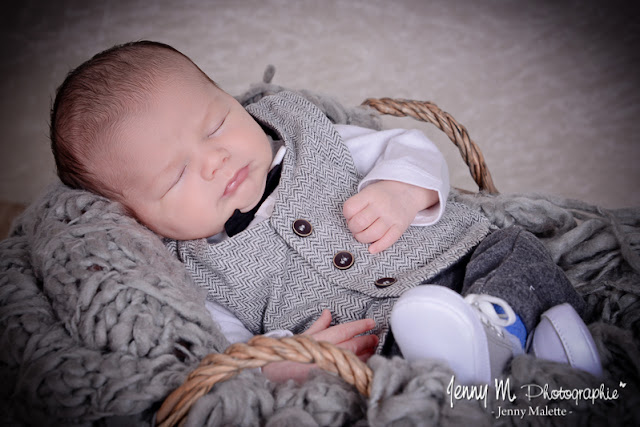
[{"left": 1, "top": 82, "right": 639, "bottom": 426}]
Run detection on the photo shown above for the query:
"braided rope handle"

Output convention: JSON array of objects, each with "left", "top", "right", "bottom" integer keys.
[
  {"left": 156, "top": 97, "right": 496, "bottom": 426},
  {"left": 362, "top": 98, "right": 498, "bottom": 194},
  {"left": 156, "top": 335, "right": 373, "bottom": 427}
]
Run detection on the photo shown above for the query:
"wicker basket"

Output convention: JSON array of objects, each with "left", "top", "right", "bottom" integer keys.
[{"left": 155, "top": 98, "right": 497, "bottom": 427}]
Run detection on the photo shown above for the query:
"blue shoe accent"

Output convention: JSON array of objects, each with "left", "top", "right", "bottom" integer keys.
[{"left": 494, "top": 304, "right": 527, "bottom": 348}]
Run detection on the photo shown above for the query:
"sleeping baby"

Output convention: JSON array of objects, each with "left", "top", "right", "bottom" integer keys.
[{"left": 49, "top": 40, "right": 602, "bottom": 385}]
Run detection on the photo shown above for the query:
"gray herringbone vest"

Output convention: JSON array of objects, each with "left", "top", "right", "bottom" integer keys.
[{"left": 166, "top": 91, "right": 491, "bottom": 349}]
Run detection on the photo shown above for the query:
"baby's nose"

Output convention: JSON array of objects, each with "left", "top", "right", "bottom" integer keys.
[{"left": 201, "top": 147, "right": 229, "bottom": 180}]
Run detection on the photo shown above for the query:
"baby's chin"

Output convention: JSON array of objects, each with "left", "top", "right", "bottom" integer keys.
[
  {"left": 145, "top": 221, "right": 224, "bottom": 241},
  {"left": 237, "top": 184, "right": 267, "bottom": 213}
]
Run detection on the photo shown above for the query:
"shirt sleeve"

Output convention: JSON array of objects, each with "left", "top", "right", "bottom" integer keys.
[
  {"left": 335, "top": 124, "right": 450, "bottom": 225},
  {"left": 204, "top": 300, "right": 292, "bottom": 344}
]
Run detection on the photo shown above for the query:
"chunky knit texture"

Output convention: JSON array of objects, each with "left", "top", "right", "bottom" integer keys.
[{"left": 1, "top": 85, "right": 639, "bottom": 426}]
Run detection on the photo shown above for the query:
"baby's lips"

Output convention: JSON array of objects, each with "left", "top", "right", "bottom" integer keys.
[{"left": 223, "top": 165, "right": 249, "bottom": 196}]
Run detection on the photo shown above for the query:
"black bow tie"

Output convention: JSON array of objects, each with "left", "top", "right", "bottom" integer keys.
[{"left": 224, "top": 162, "right": 283, "bottom": 237}]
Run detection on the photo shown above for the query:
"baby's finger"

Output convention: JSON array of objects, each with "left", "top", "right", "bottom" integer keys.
[
  {"left": 353, "top": 218, "right": 388, "bottom": 244},
  {"left": 311, "top": 318, "right": 376, "bottom": 344},
  {"left": 342, "top": 194, "right": 368, "bottom": 221},
  {"left": 368, "top": 225, "right": 404, "bottom": 254},
  {"left": 357, "top": 349, "right": 376, "bottom": 363},
  {"left": 337, "top": 333, "right": 379, "bottom": 356},
  {"left": 346, "top": 207, "right": 378, "bottom": 235},
  {"left": 303, "top": 310, "right": 332, "bottom": 335}
]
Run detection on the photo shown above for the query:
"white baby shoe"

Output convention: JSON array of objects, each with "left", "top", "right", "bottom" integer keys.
[
  {"left": 390, "top": 285, "right": 523, "bottom": 385},
  {"left": 530, "top": 303, "right": 602, "bottom": 377}
]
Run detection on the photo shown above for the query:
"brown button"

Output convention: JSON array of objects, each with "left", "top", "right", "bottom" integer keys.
[
  {"left": 333, "top": 251, "right": 354, "bottom": 270},
  {"left": 375, "top": 277, "right": 397, "bottom": 288},
  {"left": 292, "top": 219, "right": 312, "bottom": 237}
]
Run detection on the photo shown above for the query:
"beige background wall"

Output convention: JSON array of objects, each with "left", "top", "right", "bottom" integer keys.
[{"left": 1, "top": 0, "right": 639, "bottom": 211}]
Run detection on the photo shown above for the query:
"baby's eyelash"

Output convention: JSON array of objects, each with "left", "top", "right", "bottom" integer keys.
[
  {"left": 176, "top": 165, "right": 187, "bottom": 183},
  {"left": 208, "top": 116, "right": 227, "bottom": 137},
  {"left": 168, "top": 165, "right": 186, "bottom": 191},
  {"left": 162, "top": 164, "right": 186, "bottom": 197}
]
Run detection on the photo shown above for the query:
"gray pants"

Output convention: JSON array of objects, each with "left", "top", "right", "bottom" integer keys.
[{"left": 432, "top": 226, "right": 584, "bottom": 332}]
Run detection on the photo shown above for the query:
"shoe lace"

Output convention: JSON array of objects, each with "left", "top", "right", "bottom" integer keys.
[{"left": 464, "top": 294, "right": 516, "bottom": 338}]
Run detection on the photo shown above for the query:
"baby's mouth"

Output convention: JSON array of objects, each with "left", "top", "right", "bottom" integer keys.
[{"left": 223, "top": 165, "right": 249, "bottom": 196}]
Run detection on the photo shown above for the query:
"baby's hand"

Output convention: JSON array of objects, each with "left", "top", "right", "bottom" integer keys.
[
  {"left": 261, "top": 310, "right": 378, "bottom": 383},
  {"left": 343, "top": 180, "right": 438, "bottom": 254}
]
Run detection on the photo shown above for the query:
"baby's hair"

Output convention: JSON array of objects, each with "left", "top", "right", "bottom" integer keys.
[{"left": 50, "top": 40, "right": 216, "bottom": 200}]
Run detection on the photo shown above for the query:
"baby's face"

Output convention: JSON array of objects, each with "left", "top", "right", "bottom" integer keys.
[{"left": 94, "top": 71, "right": 273, "bottom": 240}]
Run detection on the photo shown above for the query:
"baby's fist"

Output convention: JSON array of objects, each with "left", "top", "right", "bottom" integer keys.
[{"left": 343, "top": 181, "right": 437, "bottom": 254}]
